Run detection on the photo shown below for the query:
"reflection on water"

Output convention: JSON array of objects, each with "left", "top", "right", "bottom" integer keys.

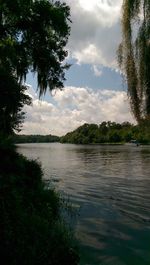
[{"left": 17, "top": 143, "right": 150, "bottom": 265}]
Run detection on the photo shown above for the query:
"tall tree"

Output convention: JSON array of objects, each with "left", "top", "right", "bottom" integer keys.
[
  {"left": 0, "top": 0, "right": 71, "bottom": 95},
  {"left": 118, "top": 0, "right": 150, "bottom": 122},
  {"left": 0, "top": 0, "right": 71, "bottom": 134}
]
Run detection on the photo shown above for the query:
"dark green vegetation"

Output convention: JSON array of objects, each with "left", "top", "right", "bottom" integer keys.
[
  {"left": 60, "top": 121, "right": 150, "bottom": 144},
  {"left": 0, "top": 0, "right": 71, "bottom": 135},
  {"left": 0, "top": 142, "right": 79, "bottom": 265},
  {"left": 13, "top": 121, "right": 150, "bottom": 145},
  {"left": 118, "top": 0, "right": 150, "bottom": 122},
  {"left": 13, "top": 134, "right": 60, "bottom": 143},
  {"left": 0, "top": 67, "right": 32, "bottom": 134},
  {"left": 0, "top": 1, "right": 79, "bottom": 264}
]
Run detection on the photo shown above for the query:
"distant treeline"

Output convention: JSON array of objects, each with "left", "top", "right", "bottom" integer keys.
[
  {"left": 13, "top": 134, "right": 60, "bottom": 143},
  {"left": 14, "top": 121, "right": 150, "bottom": 144},
  {"left": 60, "top": 121, "right": 150, "bottom": 144}
]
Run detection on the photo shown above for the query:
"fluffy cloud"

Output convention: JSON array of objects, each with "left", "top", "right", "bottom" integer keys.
[
  {"left": 65, "top": 0, "right": 123, "bottom": 68},
  {"left": 21, "top": 86, "right": 134, "bottom": 136}
]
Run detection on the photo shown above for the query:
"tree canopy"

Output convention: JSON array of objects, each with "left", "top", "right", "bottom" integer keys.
[
  {"left": 118, "top": 0, "right": 150, "bottom": 123},
  {"left": 0, "top": 0, "right": 71, "bottom": 134},
  {"left": 60, "top": 122, "right": 150, "bottom": 144},
  {"left": 0, "top": 0, "right": 71, "bottom": 94}
]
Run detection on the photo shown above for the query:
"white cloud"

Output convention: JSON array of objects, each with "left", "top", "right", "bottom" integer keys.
[
  {"left": 65, "top": 0, "right": 123, "bottom": 68},
  {"left": 24, "top": 84, "right": 38, "bottom": 99},
  {"left": 92, "top": 65, "right": 103, "bottom": 77},
  {"left": 21, "top": 85, "right": 134, "bottom": 136}
]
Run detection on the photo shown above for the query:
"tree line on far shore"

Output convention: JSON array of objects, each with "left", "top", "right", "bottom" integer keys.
[
  {"left": 13, "top": 134, "right": 60, "bottom": 143},
  {"left": 60, "top": 121, "right": 150, "bottom": 145},
  {"left": 14, "top": 121, "right": 150, "bottom": 145}
]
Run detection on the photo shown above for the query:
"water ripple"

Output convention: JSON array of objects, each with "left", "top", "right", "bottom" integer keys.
[{"left": 17, "top": 143, "right": 150, "bottom": 265}]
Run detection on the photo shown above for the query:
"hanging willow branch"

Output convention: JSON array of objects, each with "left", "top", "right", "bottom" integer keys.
[{"left": 118, "top": 0, "right": 150, "bottom": 122}]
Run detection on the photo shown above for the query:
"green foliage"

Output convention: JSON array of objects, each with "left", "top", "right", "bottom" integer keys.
[
  {"left": 13, "top": 134, "right": 60, "bottom": 143},
  {"left": 60, "top": 121, "right": 150, "bottom": 144},
  {"left": 118, "top": 0, "right": 150, "bottom": 122},
  {"left": 0, "top": 0, "right": 71, "bottom": 95},
  {"left": 0, "top": 146, "right": 79, "bottom": 265},
  {"left": 0, "top": 2, "right": 79, "bottom": 264},
  {"left": 0, "top": 66, "right": 32, "bottom": 135},
  {"left": 0, "top": 0, "right": 71, "bottom": 135}
]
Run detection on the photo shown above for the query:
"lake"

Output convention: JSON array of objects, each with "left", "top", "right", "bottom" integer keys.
[{"left": 17, "top": 143, "right": 150, "bottom": 265}]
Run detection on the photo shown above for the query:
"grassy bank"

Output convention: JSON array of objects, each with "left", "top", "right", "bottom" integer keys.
[{"left": 0, "top": 140, "right": 79, "bottom": 265}]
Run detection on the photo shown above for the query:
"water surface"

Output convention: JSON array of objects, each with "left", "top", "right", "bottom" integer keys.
[{"left": 17, "top": 143, "right": 150, "bottom": 265}]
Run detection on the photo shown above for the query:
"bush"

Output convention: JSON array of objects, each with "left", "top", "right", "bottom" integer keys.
[{"left": 0, "top": 145, "right": 79, "bottom": 265}]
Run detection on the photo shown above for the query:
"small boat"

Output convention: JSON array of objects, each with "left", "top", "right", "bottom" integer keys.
[{"left": 126, "top": 139, "right": 140, "bottom": 146}]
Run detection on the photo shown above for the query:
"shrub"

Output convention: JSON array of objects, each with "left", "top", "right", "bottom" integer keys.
[{"left": 0, "top": 146, "right": 79, "bottom": 265}]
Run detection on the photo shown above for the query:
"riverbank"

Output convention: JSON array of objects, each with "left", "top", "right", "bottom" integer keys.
[{"left": 0, "top": 141, "right": 79, "bottom": 265}]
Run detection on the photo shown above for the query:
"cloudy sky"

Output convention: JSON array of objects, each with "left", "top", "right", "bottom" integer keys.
[{"left": 23, "top": 0, "right": 134, "bottom": 136}]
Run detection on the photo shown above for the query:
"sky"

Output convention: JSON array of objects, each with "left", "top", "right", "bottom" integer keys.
[{"left": 23, "top": 0, "right": 135, "bottom": 136}]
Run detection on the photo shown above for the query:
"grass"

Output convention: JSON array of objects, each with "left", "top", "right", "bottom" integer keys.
[{"left": 0, "top": 139, "right": 79, "bottom": 265}]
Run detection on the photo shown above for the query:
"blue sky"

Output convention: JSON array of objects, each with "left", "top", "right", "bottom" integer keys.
[
  {"left": 65, "top": 61, "right": 124, "bottom": 91},
  {"left": 23, "top": 0, "right": 134, "bottom": 136}
]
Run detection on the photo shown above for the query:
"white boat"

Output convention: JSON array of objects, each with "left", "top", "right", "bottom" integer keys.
[{"left": 126, "top": 140, "right": 140, "bottom": 146}]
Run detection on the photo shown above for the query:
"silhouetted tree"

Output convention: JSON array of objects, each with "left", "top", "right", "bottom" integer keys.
[
  {"left": 0, "top": 0, "right": 71, "bottom": 134},
  {"left": 0, "top": 0, "right": 70, "bottom": 94},
  {"left": 0, "top": 66, "right": 31, "bottom": 135}
]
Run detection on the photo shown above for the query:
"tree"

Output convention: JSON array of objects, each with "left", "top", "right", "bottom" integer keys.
[
  {"left": 0, "top": 0, "right": 70, "bottom": 94},
  {"left": 0, "top": 0, "right": 71, "bottom": 134},
  {"left": 0, "top": 2, "right": 80, "bottom": 264},
  {"left": 118, "top": 0, "right": 150, "bottom": 122},
  {"left": 0, "top": 66, "right": 31, "bottom": 135}
]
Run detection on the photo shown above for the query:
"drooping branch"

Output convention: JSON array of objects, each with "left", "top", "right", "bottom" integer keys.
[{"left": 118, "top": 0, "right": 150, "bottom": 122}]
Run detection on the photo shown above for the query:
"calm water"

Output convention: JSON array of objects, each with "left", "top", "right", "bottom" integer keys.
[{"left": 17, "top": 143, "right": 150, "bottom": 265}]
